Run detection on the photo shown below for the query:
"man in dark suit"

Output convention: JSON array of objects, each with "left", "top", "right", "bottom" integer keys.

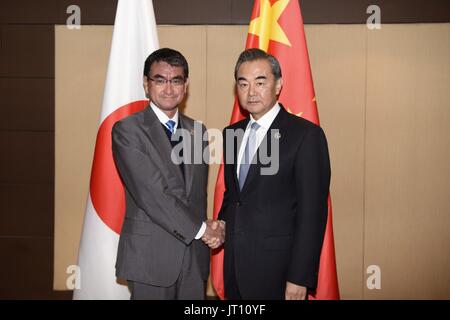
[
  {"left": 218, "top": 48, "right": 331, "bottom": 300},
  {"left": 111, "top": 48, "right": 224, "bottom": 299}
]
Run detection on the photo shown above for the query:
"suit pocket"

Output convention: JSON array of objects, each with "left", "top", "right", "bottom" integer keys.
[{"left": 263, "top": 234, "right": 293, "bottom": 251}]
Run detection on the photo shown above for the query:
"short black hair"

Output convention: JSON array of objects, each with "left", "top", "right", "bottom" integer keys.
[
  {"left": 143, "top": 48, "right": 189, "bottom": 79},
  {"left": 234, "top": 48, "right": 282, "bottom": 80}
]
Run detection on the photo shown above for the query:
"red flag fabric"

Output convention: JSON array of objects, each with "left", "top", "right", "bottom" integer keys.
[
  {"left": 73, "top": 0, "right": 158, "bottom": 299},
  {"left": 211, "top": 0, "right": 339, "bottom": 300}
]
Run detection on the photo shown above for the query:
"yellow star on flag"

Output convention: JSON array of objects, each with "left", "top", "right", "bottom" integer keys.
[
  {"left": 287, "top": 107, "right": 303, "bottom": 117},
  {"left": 248, "top": 0, "right": 292, "bottom": 52}
]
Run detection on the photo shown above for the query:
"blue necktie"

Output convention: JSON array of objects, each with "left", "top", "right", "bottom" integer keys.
[
  {"left": 239, "top": 122, "right": 260, "bottom": 190},
  {"left": 166, "top": 120, "right": 176, "bottom": 135}
]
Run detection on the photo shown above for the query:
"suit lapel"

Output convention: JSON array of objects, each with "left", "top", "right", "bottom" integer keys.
[
  {"left": 144, "top": 106, "right": 186, "bottom": 188},
  {"left": 240, "top": 106, "right": 287, "bottom": 194},
  {"left": 179, "top": 114, "right": 194, "bottom": 197}
]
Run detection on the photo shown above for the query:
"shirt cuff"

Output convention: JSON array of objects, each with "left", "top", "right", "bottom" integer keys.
[{"left": 194, "top": 222, "right": 207, "bottom": 239}]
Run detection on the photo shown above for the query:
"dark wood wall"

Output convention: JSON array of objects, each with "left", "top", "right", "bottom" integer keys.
[{"left": 0, "top": 0, "right": 449, "bottom": 299}]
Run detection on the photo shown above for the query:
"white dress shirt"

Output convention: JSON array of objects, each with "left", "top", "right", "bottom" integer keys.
[
  {"left": 237, "top": 103, "right": 281, "bottom": 179},
  {"left": 150, "top": 102, "right": 179, "bottom": 133}
]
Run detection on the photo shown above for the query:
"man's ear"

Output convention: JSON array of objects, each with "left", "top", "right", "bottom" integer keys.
[
  {"left": 275, "top": 78, "right": 283, "bottom": 96},
  {"left": 143, "top": 76, "right": 149, "bottom": 97},
  {"left": 183, "top": 77, "right": 189, "bottom": 93}
]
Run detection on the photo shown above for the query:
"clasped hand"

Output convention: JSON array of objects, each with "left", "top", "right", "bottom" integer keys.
[{"left": 201, "top": 219, "right": 225, "bottom": 249}]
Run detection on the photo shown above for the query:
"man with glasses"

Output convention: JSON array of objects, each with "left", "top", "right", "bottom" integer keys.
[{"left": 111, "top": 48, "right": 224, "bottom": 299}]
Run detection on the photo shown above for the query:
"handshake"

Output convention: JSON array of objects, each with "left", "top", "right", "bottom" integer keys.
[{"left": 201, "top": 219, "right": 225, "bottom": 249}]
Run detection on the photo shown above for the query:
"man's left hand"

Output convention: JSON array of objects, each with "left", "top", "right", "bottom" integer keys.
[{"left": 285, "top": 281, "right": 307, "bottom": 300}]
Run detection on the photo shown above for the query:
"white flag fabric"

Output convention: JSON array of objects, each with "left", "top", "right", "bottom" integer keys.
[{"left": 73, "top": 0, "right": 159, "bottom": 300}]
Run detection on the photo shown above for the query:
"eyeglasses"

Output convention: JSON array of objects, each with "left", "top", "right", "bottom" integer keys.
[{"left": 148, "top": 77, "right": 185, "bottom": 87}]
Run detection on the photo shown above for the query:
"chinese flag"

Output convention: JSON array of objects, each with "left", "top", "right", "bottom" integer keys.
[{"left": 211, "top": 0, "right": 340, "bottom": 300}]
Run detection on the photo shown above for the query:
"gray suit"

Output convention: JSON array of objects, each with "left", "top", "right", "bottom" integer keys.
[{"left": 111, "top": 106, "right": 209, "bottom": 298}]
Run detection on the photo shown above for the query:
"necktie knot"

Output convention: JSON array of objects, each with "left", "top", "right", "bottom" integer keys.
[
  {"left": 250, "top": 121, "right": 260, "bottom": 132},
  {"left": 166, "top": 120, "right": 176, "bottom": 134}
]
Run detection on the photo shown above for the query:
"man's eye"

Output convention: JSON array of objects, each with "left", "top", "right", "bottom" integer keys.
[
  {"left": 172, "top": 79, "right": 183, "bottom": 86},
  {"left": 239, "top": 83, "right": 248, "bottom": 89},
  {"left": 156, "top": 79, "right": 166, "bottom": 85},
  {"left": 256, "top": 82, "right": 265, "bottom": 87}
]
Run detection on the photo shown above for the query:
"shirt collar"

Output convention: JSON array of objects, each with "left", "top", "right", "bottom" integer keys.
[
  {"left": 249, "top": 102, "right": 281, "bottom": 130},
  {"left": 150, "top": 102, "right": 179, "bottom": 128}
]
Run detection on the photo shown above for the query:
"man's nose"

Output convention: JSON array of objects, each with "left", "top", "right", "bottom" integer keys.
[
  {"left": 248, "top": 83, "right": 256, "bottom": 96},
  {"left": 163, "top": 81, "right": 174, "bottom": 93}
]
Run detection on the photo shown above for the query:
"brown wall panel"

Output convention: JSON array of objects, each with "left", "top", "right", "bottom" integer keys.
[
  {"left": 0, "top": 238, "right": 56, "bottom": 299},
  {"left": 300, "top": 0, "right": 364, "bottom": 24},
  {"left": 300, "top": 0, "right": 450, "bottom": 24},
  {"left": 1, "top": 0, "right": 449, "bottom": 25},
  {"left": 56, "top": 0, "right": 118, "bottom": 25},
  {"left": 0, "top": 132, "right": 53, "bottom": 184},
  {"left": 0, "top": 25, "right": 54, "bottom": 78},
  {"left": 154, "top": 0, "right": 232, "bottom": 24},
  {"left": 373, "top": 0, "right": 450, "bottom": 24},
  {"left": 0, "top": 78, "right": 54, "bottom": 131},
  {"left": 365, "top": 24, "right": 450, "bottom": 299},
  {"left": 0, "top": 2, "right": 57, "bottom": 299},
  {"left": 230, "top": 0, "right": 254, "bottom": 24},
  {"left": 0, "top": 0, "right": 58, "bottom": 24},
  {"left": 0, "top": 184, "right": 53, "bottom": 237}
]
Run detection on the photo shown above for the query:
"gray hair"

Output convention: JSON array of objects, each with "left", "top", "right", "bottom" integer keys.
[{"left": 234, "top": 48, "right": 282, "bottom": 80}]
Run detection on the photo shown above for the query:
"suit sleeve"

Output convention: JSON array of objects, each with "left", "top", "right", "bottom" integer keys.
[
  {"left": 287, "top": 126, "right": 331, "bottom": 290},
  {"left": 217, "top": 179, "right": 229, "bottom": 222},
  {"left": 217, "top": 128, "right": 230, "bottom": 221},
  {"left": 202, "top": 123, "right": 210, "bottom": 219},
  {"left": 111, "top": 122, "right": 202, "bottom": 245}
]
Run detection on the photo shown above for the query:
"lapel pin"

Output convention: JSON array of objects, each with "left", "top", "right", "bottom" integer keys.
[{"left": 274, "top": 132, "right": 281, "bottom": 140}]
